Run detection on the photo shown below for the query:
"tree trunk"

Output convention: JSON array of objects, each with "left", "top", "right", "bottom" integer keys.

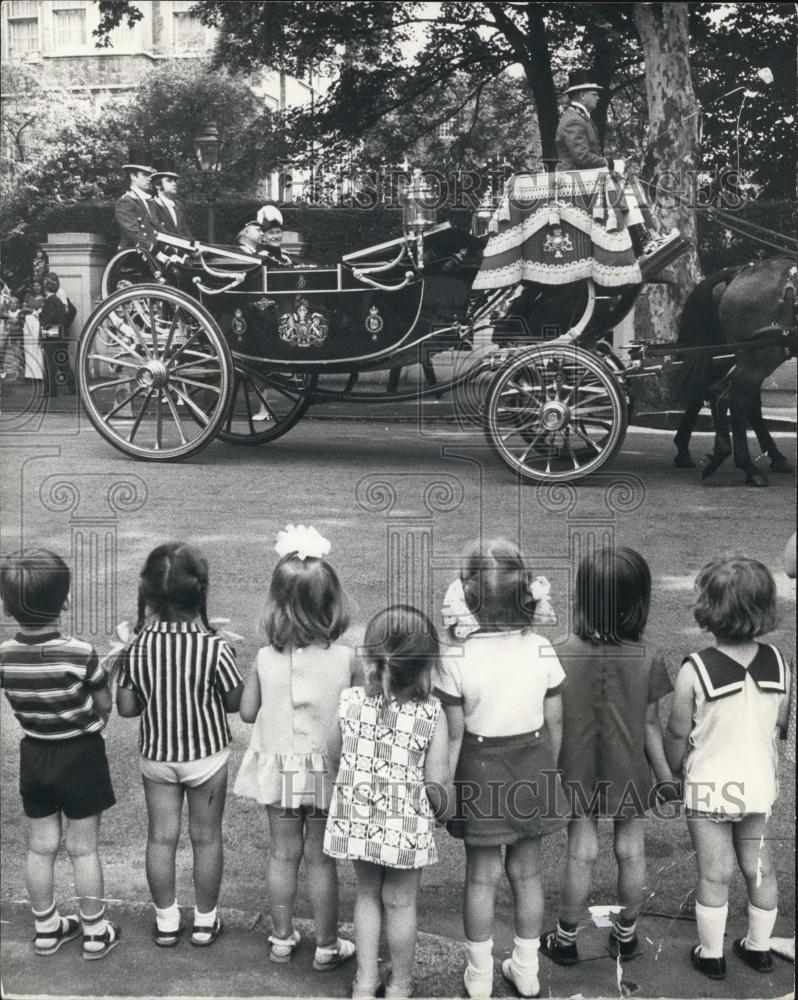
[
  {"left": 632, "top": 1, "right": 702, "bottom": 365},
  {"left": 523, "top": 5, "right": 559, "bottom": 161}
]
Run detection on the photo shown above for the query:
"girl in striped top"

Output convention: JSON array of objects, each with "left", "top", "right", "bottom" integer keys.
[{"left": 117, "top": 542, "right": 243, "bottom": 948}]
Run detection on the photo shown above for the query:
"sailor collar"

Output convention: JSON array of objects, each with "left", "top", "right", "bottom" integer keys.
[{"left": 686, "top": 644, "right": 787, "bottom": 701}]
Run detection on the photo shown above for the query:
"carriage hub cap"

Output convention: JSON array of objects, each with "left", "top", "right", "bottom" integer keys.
[
  {"left": 136, "top": 359, "right": 169, "bottom": 389},
  {"left": 540, "top": 400, "right": 570, "bottom": 431}
]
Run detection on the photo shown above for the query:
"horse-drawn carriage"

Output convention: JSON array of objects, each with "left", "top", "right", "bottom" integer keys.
[{"left": 78, "top": 172, "right": 793, "bottom": 483}]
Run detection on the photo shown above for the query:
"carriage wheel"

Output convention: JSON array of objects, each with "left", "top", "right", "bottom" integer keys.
[
  {"left": 78, "top": 284, "right": 233, "bottom": 461},
  {"left": 101, "top": 248, "right": 157, "bottom": 299},
  {"left": 216, "top": 367, "right": 315, "bottom": 445},
  {"left": 485, "top": 345, "right": 627, "bottom": 483}
]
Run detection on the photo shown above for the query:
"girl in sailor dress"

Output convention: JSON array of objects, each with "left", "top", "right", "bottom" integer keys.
[
  {"left": 666, "top": 557, "right": 792, "bottom": 981},
  {"left": 234, "top": 525, "right": 357, "bottom": 970}
]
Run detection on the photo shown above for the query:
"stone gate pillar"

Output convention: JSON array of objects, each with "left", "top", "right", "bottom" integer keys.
[{"left": 43, "top": 232, "right": 109, "bottom": 369}]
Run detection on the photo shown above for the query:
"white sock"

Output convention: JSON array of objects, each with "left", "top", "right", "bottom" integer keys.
[
  {"left": 155, "top": 900, "right": 180, "bottom": 932},
  {"left": 32, "top": 903, "right": 60, "bottom": 935},
  {"left": 510, "top": 936, "right": 540, "bottom": 978},
  {"left": 80, "top": 907, "right": 109, "bottom": 953},
  {"left": 695, "top": 901, "right": 728, "bottom": 959},
  {"left": 193, "top": 905, "right": 217, "bottom": 941},
  {"left": 466, "top": 937, "right": 494, "bottom": 974},
  {"left": 745, "top": 903, "right": 777, "bottom": 951}
]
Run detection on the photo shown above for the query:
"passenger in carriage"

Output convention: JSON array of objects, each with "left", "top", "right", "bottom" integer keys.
[
  {"left": 257, "top": 206, "right": 295, "bottom": 268},
  {"left": 151, "top": 158, "right": 193, "bottom": 241},
  {"left": 555, "top": 71, "right": 680, "bottom": 262},
  {"left": 114, "top": 148, "right": 159, "bottom": 251}
]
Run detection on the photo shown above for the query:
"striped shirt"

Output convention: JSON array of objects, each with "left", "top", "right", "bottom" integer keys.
[
  {"left": 119, "top": 621, "right": 242, "bottom": 762},
  {"left": 0, "top": 631, "right": 107, "bottom": 740}
]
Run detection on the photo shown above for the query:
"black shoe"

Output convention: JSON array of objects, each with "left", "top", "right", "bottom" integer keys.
[
  {"left": 690, "top": 944, "right": 726, "bottom": 980},
  {"left": 608, "top": 928, "right": 639, "bottom": 961},
  {"left": 732, "top": 938, "right": 773, "bottom": 973},
  {"left": 539, "top": 929, "right": 578, "bottom": 966}
]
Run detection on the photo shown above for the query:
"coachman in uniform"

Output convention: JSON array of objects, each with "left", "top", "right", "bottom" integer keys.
[
  {"left": 151, "top": 158, "right": 193, "bottom": 241},
  {"left": 555, "top": 70, "right": 680, "bottom": 260},
  {"left": 114, "top": 148, "right": 159, "bottom": 250}
]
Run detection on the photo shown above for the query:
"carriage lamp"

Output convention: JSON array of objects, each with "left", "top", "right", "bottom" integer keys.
[
  {"left": 193, "top": 121, "right": 227, "bottom": 242},
  {"left": 403, "top": 168, "right": 438, "bottom": 233}
]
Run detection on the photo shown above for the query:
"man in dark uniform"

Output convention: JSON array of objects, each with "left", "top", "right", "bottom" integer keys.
[
  {"left": 151, "top": 158, "right": 193, "bottom": 240},
  {"left": 555, "top": 71, "right": 680, "bottom": 259},
  {"left": 256, "top": 206, "right": 294, "bottom": 267},
  {"left": 114, "top": 148, "right": 159, "bottom": 250}
]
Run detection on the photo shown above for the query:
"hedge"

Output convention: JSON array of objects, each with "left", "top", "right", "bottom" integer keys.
[{"left": 1, "top": 197, "right": 793, "bottom": 290}]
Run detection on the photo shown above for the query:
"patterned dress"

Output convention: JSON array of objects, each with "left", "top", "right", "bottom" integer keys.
[{"left": 324, "top": 687, "right": 441, "bottom": 869}]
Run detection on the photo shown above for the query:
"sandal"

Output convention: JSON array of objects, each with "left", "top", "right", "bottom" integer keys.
[
  {"left": 269, "top": 928, "right": 301, "bottom": 963},
  {"left": 154, "top": 915, "right": 185, "bottom": 948},
  {"left": 83, "top": 921, "right": 122, "bottom": 961},
  {"left": 314, "top": 936, "right": 356, "bottom": 971},
  {"left": 191, "top": 915, "right": 223, "bottom": 947},
  {"left": 34, "top": 915, "right": 81, "bottom": 956}
]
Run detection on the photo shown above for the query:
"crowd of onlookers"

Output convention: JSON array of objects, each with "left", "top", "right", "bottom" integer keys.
[{"left": 0, "top": 248, "right": 77, "bottom": 404}]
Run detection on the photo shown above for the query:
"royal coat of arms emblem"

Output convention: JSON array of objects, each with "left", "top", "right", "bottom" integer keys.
[
  {"left": 543, "top": 226, "right": 574, "bottom": 260},
  {"left": 278, "top": 297, "right": 329, "bottom": 348}
]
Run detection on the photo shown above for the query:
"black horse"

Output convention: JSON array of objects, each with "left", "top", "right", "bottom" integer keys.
[{"left": 672, "top": 258, "right": 796, "bottom": 486}]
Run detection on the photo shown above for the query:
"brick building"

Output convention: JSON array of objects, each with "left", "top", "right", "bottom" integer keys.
[{"left": 1, "top": 0, "right": 324, "bottom": 198}]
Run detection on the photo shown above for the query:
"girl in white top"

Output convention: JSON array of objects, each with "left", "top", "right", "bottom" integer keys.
[
  {"left": 235, "top": 525, "right": 357, "bottom": 971},
  {"left": 666, "top": 557, "right": 791, "bottom": 981},
  {"left": 435, "top": 538, "right": 566, "bottom": 999}
]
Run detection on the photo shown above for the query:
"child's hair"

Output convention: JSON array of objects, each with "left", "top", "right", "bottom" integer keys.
[
  {"left": 0, "top": 549, "right": 70, "bottom": 627},
  {"left": 43, "top": 274, "right": 59, "bottom": 294},
  {"left": 460, "top": 537, "right": 537, "bottom": 630},
  {"left": 265, "top": 553, "right": 349, "bottom": 652},
  {"left": 693, "top": 556, "right": 777, "bottom": 641},
  {"left": 135, "top": 542, "right": 214, "bottom": 632},
  {"left": 573, "top": 546, "right": 651, "bottom": 644},
  {"left": 363, "top": 604, "right": 439, "bottom": 703}
]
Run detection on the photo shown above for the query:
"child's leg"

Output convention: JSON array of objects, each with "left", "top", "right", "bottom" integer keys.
[
  {"left": 142, "top": 778, "right": 185, "bottom": 908},
  {"left": 65, "top": 813, "right": 119, "bottom": 956},
  {"left": 504, "top": 837, "right": 544, "bottom": 937},
  {"left": 303, "top": 810, "right": 339, "bottom": 947},
  {"left": 381, "top": 867, "right": 423, "bottom": 994},
  {"left": 26, "top": 814, "right": 62, "bottom": 913},
  {"left": 186, "top": 765, "right": 229, "bottom": 913},
  {"left": 732, "top": 814, "right": 778, "bottom": 951},
  {"left": 558, "top": 817, "right": 599, "bottom": 923},
  {"left": 265, "top": 805, "right": 305, "bottom": 939},
  {"left": 613, "top": 817, "right": 646, "bottom": 920},
  {"left": 353, "top": 861, "right": 384, "bottom": 991},
  {"left": 686, "top": 813, "right": 734, "bottom": 958},
  {"left": 64, "top": 814, "right": 104, "bottom": 916},
  {"left": 463, "top": 845, "right": 503, "bottom": 941}
]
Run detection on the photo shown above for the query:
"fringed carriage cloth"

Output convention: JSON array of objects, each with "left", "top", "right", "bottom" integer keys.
[{"left": 473, "top": 169, "right": 644, "bottom": 290}]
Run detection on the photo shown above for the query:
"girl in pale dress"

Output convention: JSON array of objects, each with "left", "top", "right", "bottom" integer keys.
[
  {"left": 234, "top": 524, "right": 357, "bottom": 970},
  {"left": 22, "top": 280, "right": 45, "bottom": 383},
  {"left": 666, "top": 557, "right": 791, "bottom": 981}
]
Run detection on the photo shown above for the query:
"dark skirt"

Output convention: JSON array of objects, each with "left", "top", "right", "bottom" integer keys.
[{"left": 447, "top": 729, "right": 566, "bottom": 846}]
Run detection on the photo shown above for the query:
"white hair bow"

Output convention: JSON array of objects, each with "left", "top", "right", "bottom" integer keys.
[{"left": 275, "top": 523, "right": 331, "bottom": 561}]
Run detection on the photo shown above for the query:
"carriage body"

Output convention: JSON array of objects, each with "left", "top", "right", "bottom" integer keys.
[{"left": 80, "top": 210, "right": 654, "bottom": 480}]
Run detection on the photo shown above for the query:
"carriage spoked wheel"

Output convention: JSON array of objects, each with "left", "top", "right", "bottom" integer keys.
[
  {"left": 78, "top": 284, "right": 233, "bottom": 461},
  {"left": 216, "top": 366, "right": 315, "bottom": 445},
  {"left": 101, "top": 248, "right": 158, "bottom": 299},
  {"left": 485, "top": 345, "right": 628, "bottom": 483}
]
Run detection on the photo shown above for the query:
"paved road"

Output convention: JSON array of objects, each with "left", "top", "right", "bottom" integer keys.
[{"left": 1, "top": 414, "right": 795, "bottom": 998}]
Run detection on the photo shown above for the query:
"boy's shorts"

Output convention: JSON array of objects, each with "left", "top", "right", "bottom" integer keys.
[{"left": 20, "top": 733, "right": 116, "bottom": 820}]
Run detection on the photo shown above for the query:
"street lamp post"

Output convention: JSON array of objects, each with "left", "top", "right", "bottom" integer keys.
[{"left": 193, "top": 120, "right": 226, "bottom": 243}]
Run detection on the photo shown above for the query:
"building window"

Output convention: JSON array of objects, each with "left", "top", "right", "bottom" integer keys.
[
  {"left": 436, "top": 119, "right": 456, "bottom": 140},
  {"left": 173, "top": 11, "right": 207, "bottom": 51},
  {"left": 52, "top": 8, "right": 87, "bottom": 48},
  {"left": 6, "top": 1, "right": 39, "bottom": 56}
]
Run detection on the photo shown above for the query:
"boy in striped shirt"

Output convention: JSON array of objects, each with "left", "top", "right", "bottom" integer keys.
[{"left": 0, "top": 549, "right": 121, "bottom": 959}]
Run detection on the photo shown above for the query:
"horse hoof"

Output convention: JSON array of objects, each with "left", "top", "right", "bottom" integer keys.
[
  {"left": 745, "top": 473, "right": 769, "bottom": 487},
  {"left": 769, "top": 458, "right": 793, "bottom": 474},
  {"left": 674, "top": 454, "right": 697, "bottom": 469},
  {"left": 701, "top": 455, "right": 726, "bottom": 479}
]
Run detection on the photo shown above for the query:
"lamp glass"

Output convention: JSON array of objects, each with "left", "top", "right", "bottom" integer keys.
[{"left": 194, "top": 122, "right": 221, "bottom": 173}]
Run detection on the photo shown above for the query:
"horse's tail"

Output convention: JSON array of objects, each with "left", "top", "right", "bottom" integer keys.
[{"left": 673, "top": 265, "right": 745, "bottom": 405}]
